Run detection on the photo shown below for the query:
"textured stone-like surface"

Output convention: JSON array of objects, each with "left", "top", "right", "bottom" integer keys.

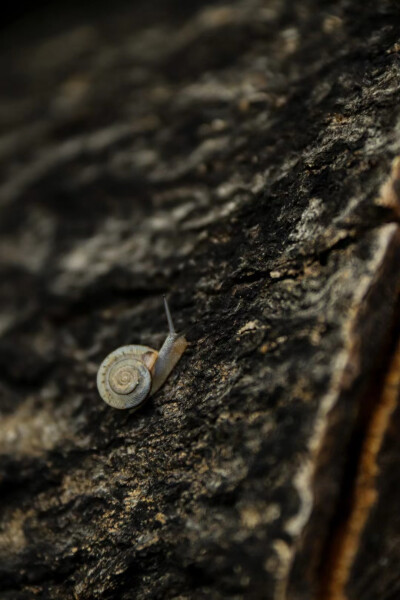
[{"left": 1, "top": 1, "right": 400, "bottom": 599}]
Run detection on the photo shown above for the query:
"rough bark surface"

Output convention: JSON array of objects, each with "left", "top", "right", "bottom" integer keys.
[{"left": 1, "top": 1, "right": 400, "bottom": 599}]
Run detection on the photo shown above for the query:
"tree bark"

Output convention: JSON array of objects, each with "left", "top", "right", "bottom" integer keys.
[{"left": 1, "top": 1, "right": 400, "bottom": 599}]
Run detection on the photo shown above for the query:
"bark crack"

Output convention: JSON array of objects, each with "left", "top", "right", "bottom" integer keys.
[
  {"left": 316, "top": 158, "right": 400, "bottom": 599},
  {"left": 317, "top": 298, "right": 400, "bottom": 600}
]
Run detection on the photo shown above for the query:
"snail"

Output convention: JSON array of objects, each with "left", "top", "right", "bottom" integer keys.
[{"left": 97, "top": 297, "right": 187, "bottom": 409}]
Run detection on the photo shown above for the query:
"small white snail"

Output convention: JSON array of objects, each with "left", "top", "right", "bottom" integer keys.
[{"left": 97, "top": 297, "right": 187, "bottom": 409}]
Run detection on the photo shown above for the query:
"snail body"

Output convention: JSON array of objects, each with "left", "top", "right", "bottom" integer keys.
[{"left": 97, "top": 298, "right": 187, "bottom": 410}]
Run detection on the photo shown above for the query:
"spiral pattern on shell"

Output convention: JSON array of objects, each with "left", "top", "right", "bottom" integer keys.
[
  {"left": 97, "top": 345, "right": 153, "bottom": 409},
  {"left": 109, "top": 362, "right": 139, "bottom": 395}
]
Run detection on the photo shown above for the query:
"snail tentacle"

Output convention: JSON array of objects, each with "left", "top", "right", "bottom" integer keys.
[{"left": 150, "top": 298, "right": 187, "bottom": 395}]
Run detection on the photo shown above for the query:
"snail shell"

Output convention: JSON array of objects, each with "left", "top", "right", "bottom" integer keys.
[
  {"left": 96, "top": 297, "right": 187, "bottom": 410},
  {"left": 97, "top": 345, "right": 158, "bottom": 410}
]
